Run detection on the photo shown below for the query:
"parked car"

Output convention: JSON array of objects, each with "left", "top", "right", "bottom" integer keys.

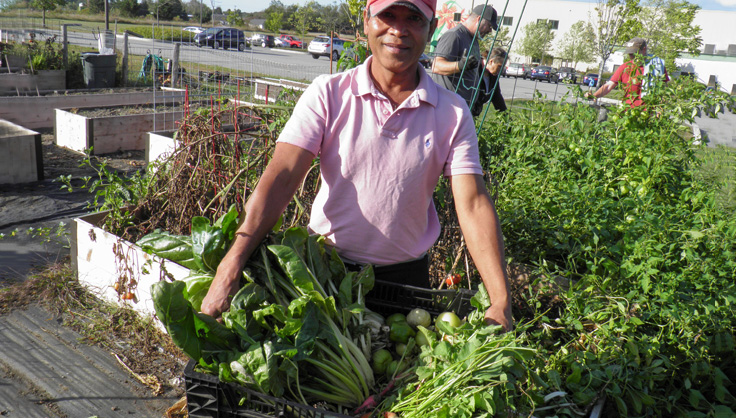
[
  {"left": 308, "top": 36, "right": 346, "bottom": 60},
  {"left": 250, "top": 33, "right": 275, "bottom": 47},
  {"left": 274, "top": 37, "right": 285, "bottom": 47},
  {"left": 557, "top": 66, "right": 578, "bottom": 83},
  {"left": 529, "top": 65, "right": 558, "bottom": 83},
  {"left": 505, "top": 63, "right": 526, "bottom": 78},
  {"left": 260, "top": 34, "right": 276, "bottom": 48},
  {"left": 195, "top": 28, "right": 249, "bottom": 51},
  {"left": 582, "top": 73, "right": 599, "bottom": 87},
  {"left": 279, "top": 34, "right": 303, "bottom": 48},
  {"left": 183, "top": 26, "right": 204, "bottom": 35},
  {"left": 524, "top": 64, "right": 538, "bottom": 79}
]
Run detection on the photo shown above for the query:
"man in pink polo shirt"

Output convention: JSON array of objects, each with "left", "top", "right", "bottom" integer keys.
[{"left": 201, "top": 0, "right": 512, "bottom": 331}]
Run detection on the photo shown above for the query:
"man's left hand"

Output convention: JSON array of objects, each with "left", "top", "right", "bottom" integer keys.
[{"left": 484, "top": 304, "right": 513, "bottom": 332}]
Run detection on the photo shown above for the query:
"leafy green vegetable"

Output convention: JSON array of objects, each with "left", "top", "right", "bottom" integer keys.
[
  {"left": 137, "top": 230, "right": 197, "bottom": 269},
  {"left": 151, "top": 226, "right": 377, "bottom": 410}
]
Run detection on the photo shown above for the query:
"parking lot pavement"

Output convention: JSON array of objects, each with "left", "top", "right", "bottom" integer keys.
[{"left": 695, "top": 109, "right": 736, "bottom": 148}]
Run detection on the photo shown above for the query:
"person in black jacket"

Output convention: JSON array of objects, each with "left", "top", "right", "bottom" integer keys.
[{"left": 472, "top": 47, "right": 507, "bottom": 116}]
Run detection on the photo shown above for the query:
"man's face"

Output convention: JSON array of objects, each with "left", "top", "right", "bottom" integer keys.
[
  {"left": 473, "top": 16, "right": 493, "bottom": 38},
  {"left": 363, "top": 5, "right": 436, "bottom": 74}
]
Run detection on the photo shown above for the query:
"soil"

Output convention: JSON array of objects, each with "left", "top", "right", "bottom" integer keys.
[{"left": 73, "top": 102, "right": 204, "bottom": 118}]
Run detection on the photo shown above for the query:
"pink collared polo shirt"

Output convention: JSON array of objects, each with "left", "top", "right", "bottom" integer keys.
[{"left": 277, "top": 56, "right": 482, "bottom": 265}]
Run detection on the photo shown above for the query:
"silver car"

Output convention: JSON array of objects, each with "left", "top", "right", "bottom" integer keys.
[
  {"left": 506, "top": 63, "right": 527, "bottom": 78},
  {"left": 308, "top": 36, "right": 346, "bottom": 60}
]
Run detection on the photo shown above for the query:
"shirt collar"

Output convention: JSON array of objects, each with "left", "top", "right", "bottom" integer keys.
[{"left": 352, "top": 55, "right": 438, "bottom": 108}]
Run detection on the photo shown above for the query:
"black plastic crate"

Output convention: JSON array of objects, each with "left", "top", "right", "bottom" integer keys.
[
  {"left": 365, "top": 279, "right": 476, "bottom": 318},
  {"left": 184, "top": 282, "right": 475, "bottom": 417},
  {"left": 184, "top": 360, "right": 355, "bottom": 418}
]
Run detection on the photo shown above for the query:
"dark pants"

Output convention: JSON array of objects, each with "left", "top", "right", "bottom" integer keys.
[{"left": 344, "top": 254, "right": 430, "bottom": 288}]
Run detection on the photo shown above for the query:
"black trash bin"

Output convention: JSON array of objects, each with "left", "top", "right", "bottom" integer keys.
[{"left": 80, "top": 53, "right": 116, "bottom": 88}]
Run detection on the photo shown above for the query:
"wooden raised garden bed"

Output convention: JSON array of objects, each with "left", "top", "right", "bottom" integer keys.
[
  {"left": 0, "top": 119, "right": 42, "bottom": 184},
  {"left": 55, "top": 102, "right": 203, "bottom": 154},
  {"left": 72, "top": 210, "right": 190, "bottom": 327},
  {"left": 0, "top": 69, "right": 66, "bottom": 96}
]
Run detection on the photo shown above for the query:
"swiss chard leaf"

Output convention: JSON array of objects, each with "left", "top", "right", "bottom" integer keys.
[
  {"left": 151, "top": 280, "right": 238, "bottom": 363},
  {"left": 293, "top": 302, "right": 320, "bottom": 361},
  {"left": 230, "top": 282, "right": 270, "bottom": 311},
  {"left": 281, "top": 227, "right": 309, "bottom": 257},
  {"left": 137, "top": 229, "right": 197, "bottom": 269},
  {"left": 183, "top": 272, "right": 214, "bottom": 311},
  {"left": 231, "top": 341, "right": 283, "bottom": 397},
  {"left": 268, "top": 244, "right": 314, "bottom": 293},
  {"left": 214, "top": 204, "right": 240, "bottom": 242},
  {"left": 191, "top": 216, "right": 227, "bottom": 272}
]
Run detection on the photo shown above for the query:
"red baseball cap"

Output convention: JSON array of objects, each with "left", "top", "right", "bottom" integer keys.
[{"left": 367, "top": 0, "right": 436, "bottom": 20}]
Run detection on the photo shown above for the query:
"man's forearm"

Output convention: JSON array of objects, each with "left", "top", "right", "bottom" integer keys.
[
  {"left": 432, "top": 56, "right": 462, "bottom": 76},
  {"left": 451, "top": 175, "right": 512, "bottom": 329},
  {"left": 200, "top": 143, "right": 315, "bottom": 317}
]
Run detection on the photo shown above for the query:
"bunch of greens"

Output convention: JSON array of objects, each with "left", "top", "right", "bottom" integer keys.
[
  {"left": 145, "top": 214, "right": 377, "bottom": 410},
  {"left": 382, "top": 292, "right": 536, "bottom": 418}
]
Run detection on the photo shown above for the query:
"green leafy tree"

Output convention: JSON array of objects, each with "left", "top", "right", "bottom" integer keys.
[
  {"left": 281, "top": 4, "right": 298, "bottom": 30},
  {"left": 30, "top": 0, "right": 65, "bottom": 26},
  {"left": 225, "top": 9, "right": 244, "bottom": 27},
  {"left": 115, "top": 0, "right": 139, "bottom": 18},
  {"left": 185, "top": 0, "right": 211, "bottom": 24},
  {"left": 591, "top": 0, "right": 641, "bottom": 86},
  {"left": 290, "top": 2, "right": 321, "bottom": 41},
  {"left": 321, "top": 4, "right": 344, "bottom": 35},
  {"left": 265, "top": 10, "right": 283, "bottom": 33},
  {"left": 341, "top": 0, "right": 365, "bottom": 36},
  {"left": 557, "top": 20, "right": 596, "bottom": 67},
  {"left": 138, "top": 0, "right": 150, "bottom": 17},
  {"left": 88, "top": 0, "right": 105, "bottom": 14},
  {"left": 637, "top": 0, "right": 702, "bottom": 69},
  {"left": 481, "top": 26, "right": 511, "bottom": 52},
  {"left": 518, "top": 21, "right": 555, "bottom": 64},
  {"left": 158, "top": 0, "right": 186, "bottom": 21}
]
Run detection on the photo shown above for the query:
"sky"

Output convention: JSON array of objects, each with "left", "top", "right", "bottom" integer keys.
[{"left": 237, "top": 0, "right": 736, "bottom": 14}]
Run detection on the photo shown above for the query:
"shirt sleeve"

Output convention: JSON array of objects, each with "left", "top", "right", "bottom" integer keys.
[
  {"left": 444, "top": 107, "right": 483, "bottom": 177},
  {"left": 609, "top": 62, "right": 628, "bottom": 85},
  {"left": 433, "top": 29, "right": 464, "bottom": 61},
  {"left": 275, "top": 76, "right": 328, "bottom": 156}
]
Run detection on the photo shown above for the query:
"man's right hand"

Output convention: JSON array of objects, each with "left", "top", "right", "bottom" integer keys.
[
  {"left": 457, "top": 51, "right": 479, "bottom": 72},
  {"left": 200, "top": 256, "right": 244, "bottom": 318}
]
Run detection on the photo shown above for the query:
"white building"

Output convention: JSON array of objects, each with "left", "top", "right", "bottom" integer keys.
[{"left": 432, "top": 0, "right": 736, "bottom": 93}]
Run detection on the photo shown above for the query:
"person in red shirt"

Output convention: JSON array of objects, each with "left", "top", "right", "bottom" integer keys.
[{"left": 586, "top": 37, "right": 668, "bottom": 108}]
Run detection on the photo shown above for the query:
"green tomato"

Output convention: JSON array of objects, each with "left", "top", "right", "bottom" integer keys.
[
  {"left": 574, "top": 147, "right": 582, "bottom": 155},
  {"left": 371, "top": 349, "right": 393, "bottom": 375},
  {"left": 435, "top": 311, "right": 462, "bottom": 328},
  {"left": 415, "top": 325, "right": 435, "bottom": 347},
  {"left": 406, "top": 308, "right": 431, "bottom": 329},
  {"left": 389, "top": 321, "right": 416, "bottom": 344},
  {"left": 386, "top": 359, "right": 405, "bottom": 378},
  {"left": 620, "top": 184, "right": 630, "bottom": 195},
  {"left": 395, "top": 343, "right": 409, "bottom": 356},
  {"left": 386, "top": 313, "right": 407, "bottom": 327}
]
